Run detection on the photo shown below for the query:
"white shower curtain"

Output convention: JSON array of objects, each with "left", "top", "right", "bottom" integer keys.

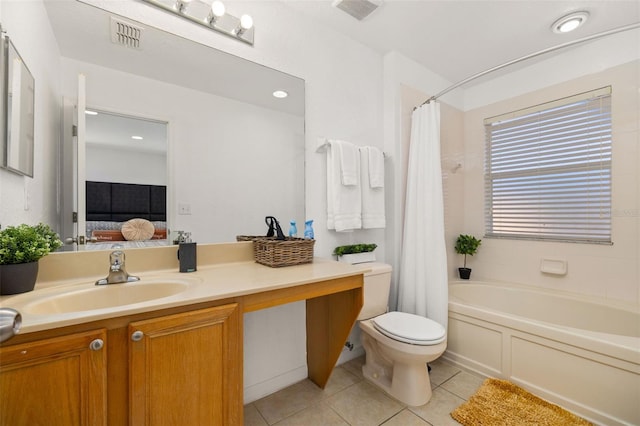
[{"left": 397, "top": 101, "right": 448, "bottom": 329}]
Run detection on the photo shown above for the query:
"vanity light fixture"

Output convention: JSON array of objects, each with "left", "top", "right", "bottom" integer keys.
[
  {"left": 272, "top": 90, "right": 288, "bottom": 99},
  {"left": 175, "top": 0, "right": 193, "bottom": 13},
  {"left": 142, "top": 0, "right": 254, "bottom": 45},
  {"left": 552, "top": 11, "right": 589, "bottom": 34},
  {"left": 131, "top": 136, "right": 144, "bottom": 140},
  {"left": 85, "top": 110, "right": 99, "bottom": 116}
]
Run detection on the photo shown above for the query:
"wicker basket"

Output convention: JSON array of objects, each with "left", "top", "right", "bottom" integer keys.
[{"left": 243, "top": 236, "right": 315, "bottom": 267}]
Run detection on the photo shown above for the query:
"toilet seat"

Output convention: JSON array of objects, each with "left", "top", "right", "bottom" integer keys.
[{"left": 372, "top": 311, "right": 446, "bottom": 345}]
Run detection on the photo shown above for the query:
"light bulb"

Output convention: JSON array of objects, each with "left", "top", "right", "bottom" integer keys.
[
  {"left": 211, "top": 1, "right": 225, "bottom": 18},
  {"left": 558, "top": 18, "right": 581, "bottom": 33},
  {"left": 552, "top": 11, "right": 589, "bottom": 34},
  {"left": 240, "top": 14, "right": 253, "bottom": 30}
]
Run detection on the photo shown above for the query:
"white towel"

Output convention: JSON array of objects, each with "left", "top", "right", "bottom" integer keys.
[
  {"left": 337, "top": 140, "right": 359, "bottom": 186},
  {"left": 367, "top": 146, "right": 385, "bottom": 188},
  {"left": 327, "top": 140, "right": 362, "bottom": 231},
  {"left": 360, "top": 146, "right": 386, "bottom": 229}
]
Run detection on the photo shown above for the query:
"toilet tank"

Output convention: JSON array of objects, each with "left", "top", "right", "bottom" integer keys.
[{"left": 348, "top": 262, "right": 392, "bottom": 320}]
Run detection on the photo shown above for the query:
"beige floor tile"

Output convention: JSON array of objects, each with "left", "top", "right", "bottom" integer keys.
[
  {"left": 273, "top": 401, "right": 349, "bottom": 426},
  {"left": 439, "top": 371, "right": 484, "bottom": 400},
  {"left": 253, "top": 379, "right": 326, "bottom": 424},
  {"left": 244, "top": 403, "right": 268, "bottom": 426},
  {"left": 323, "top": 365, "right": 361, "bottom": 396},
  {"left": 428, "top": 358, "right": 461, "bottom": 386},
  {"left": 326, "top": 381, "right": 404, "bottom": 426},
  {"left": 340, "top": 355, "right": 366, "bottom": 381},
  {"left": 409, "top": 388, "right": 465, "bottom": 426},
  {"left": 381, "top": 409, "right": 432, "bottom": 425}
]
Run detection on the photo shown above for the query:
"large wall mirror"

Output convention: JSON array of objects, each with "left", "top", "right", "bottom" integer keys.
[
  {"left": 44, "top": 0, "right": 305, "bottom": 250},
  {"left": 1, "top": 36, "right": 35, "bottom": 177}
]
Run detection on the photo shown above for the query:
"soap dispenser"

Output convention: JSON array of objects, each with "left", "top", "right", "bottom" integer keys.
[{"left": 177, "top": 232, "right": 197, "bottom": 273}]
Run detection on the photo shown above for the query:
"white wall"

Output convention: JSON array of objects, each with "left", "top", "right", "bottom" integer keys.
[
  {"left": 386, "top": 32, "right": 639, "bottom": 306},
  {"left": 76, "top": 0, "right": 385, "bottom": 402},
  {"left": 85, "top": 145, "right": 167, "bottom": 185},
  {"left": 0, "top": 0, "right": 61, "bottom": 230}
]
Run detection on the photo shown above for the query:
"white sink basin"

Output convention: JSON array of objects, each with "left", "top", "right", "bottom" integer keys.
[{"left": 22, "top": 281, "right": 191, "bottom": 315}]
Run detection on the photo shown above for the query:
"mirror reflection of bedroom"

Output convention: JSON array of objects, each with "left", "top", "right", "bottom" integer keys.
[{"left": 84, "top": 110, "right": 169, "bottom": 249}]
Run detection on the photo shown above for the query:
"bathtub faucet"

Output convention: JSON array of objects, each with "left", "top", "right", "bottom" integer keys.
[{"left": 95, "top": 250, "right": 140, "bottom": 285}]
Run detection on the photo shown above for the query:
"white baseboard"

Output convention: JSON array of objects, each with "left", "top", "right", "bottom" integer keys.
[{"left": 243, "top": 365, "right": 308, "bottom": 404}]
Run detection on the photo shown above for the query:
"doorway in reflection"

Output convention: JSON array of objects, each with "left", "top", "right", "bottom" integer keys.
[{"left": 83, "top": 110, "right": 169, "bottom": 249}]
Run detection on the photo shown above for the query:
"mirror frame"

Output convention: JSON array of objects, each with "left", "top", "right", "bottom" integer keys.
[{"left": 2, "top": 35, "right": 35, "bottom": 177}]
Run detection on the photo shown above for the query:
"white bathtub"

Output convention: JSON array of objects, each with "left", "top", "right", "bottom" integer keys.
[{"left": 445, "top": 281, "right": 640, "bottom": 426}]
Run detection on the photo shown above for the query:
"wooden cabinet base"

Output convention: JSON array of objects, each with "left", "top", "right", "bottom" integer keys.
[{"left": 0, "top": 329, "right": 107, "bottom": 425}]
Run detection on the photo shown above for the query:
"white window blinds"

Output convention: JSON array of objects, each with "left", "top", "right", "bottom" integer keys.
[{"left": 484, "top": 87, "right": 612, "bottom": 243}]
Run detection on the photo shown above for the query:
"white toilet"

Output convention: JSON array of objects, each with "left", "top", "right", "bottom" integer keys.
[{"left": 353, "top": 262, "right": 447, "bottom": 406}]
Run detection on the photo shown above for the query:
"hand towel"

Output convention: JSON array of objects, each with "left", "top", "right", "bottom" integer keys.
[
  {"left": 360, "top": 146, "right": 386, "bottom": 229},
  {"left": 337, "top": 140, "right": 359, "bottom": 186},
  {"left": 367, "top": 146, "right": 385, "bottom": 188},
  {"left": 327, "top": 140, "right": 362, "bottom": 231}
]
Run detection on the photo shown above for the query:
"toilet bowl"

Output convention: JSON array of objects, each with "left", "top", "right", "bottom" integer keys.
[{"left": 351, "top": 262, "right": 447, "bottom": 406}]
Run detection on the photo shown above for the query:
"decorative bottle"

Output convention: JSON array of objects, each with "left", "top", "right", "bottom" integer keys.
[
  {"left": 289, "top": 220, "right": 298, "bottom": 238},
  {"left": 304, "top": 220, "right": 314, "bottom": 239}
]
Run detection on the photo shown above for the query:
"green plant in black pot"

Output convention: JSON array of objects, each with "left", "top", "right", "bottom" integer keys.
[
  {"left": 0, "top": 223, "right": 63, "bottom": 295},
  {"left": 454, "top": 234, "right": 481, "bottom": 280}
]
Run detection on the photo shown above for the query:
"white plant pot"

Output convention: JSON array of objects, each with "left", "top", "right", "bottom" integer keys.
[{"left": 337, "top": 252, "right": 376, "bottom": 264}]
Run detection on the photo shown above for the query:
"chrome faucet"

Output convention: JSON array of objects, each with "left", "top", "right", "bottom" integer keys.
[
  {"left": 95, "top": 250, "right": 140, "bottom": 285},
  {"left": 0, "top": 308, "right": 21, "bottom": 343}
]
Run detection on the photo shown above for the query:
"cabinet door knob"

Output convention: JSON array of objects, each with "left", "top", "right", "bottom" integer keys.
[
  {"left": 90, "top": 338, "right": 104, "bottom": 351},
  {"left": 131, "top": 330, "right": 144, "bottom": 342}
]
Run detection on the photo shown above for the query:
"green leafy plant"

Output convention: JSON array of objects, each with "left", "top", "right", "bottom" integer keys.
[
  {"left": 333, "top": 243, "right": 377, "bottom": 256},
  {"left": 0, "top": 223, "right": 63, "bottom": 265},
  {"left": 454, "top": 234, "right": 481, "bottom": 268}
]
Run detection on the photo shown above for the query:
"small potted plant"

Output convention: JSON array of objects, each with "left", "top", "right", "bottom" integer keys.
[
  {"left": 334, "top": 243, "right": 377, "bottom": 264},
  {"left": 454, "top": 234, "right": 481, "bottom": 280},
  {"left": 0, "top": 223, "right": 63, "bottom": 295}
]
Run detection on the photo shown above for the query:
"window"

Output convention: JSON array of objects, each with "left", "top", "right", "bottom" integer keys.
[{"left": 484, "top": 87, "right": 612, "bottom": 244}]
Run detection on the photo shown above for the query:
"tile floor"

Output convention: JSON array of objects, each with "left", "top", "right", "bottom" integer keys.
[{"left": 244, "top": 356, "right": 485, "bottom": 426}]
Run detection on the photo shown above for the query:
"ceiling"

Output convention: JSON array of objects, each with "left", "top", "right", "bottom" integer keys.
[
  {"left": 283, "top": 0, "right": 640, "bottom": 88},
  {"left": 44, "top": 0, "right": 305, "bottom": 117},
  {"left": 86, "top": 110, "right": 168, "bottom": 154}
]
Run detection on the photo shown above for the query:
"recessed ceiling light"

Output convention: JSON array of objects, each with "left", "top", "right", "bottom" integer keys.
[
  {"left": 131, "top": 136, "right": 144, "bottom": 140},
  {"left": 552, "top": 11, "right": 589, "bottom": 34},
  {"left": 273, "top": 90, "right": 288, "bottom": 99},
  {"left": 85, "top": 110, "right": 98, "bottom": 115}
]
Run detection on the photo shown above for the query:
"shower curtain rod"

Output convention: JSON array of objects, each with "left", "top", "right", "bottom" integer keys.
[{"left": 418, "top": 22, "right": 640, "bottom": 108}]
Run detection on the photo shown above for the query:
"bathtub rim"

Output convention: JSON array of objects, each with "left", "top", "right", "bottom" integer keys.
[{"left": 448, "top": 280, "right": 640, "bottom": 367}]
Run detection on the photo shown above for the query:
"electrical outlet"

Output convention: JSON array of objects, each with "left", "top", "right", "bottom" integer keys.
[{"left": 178, "top": 203, "right": 192, "bottom": 215}]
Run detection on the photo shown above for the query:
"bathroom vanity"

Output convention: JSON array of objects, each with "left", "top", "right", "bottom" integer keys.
[{"left": 0, "top": 243, "right": 364, "bottom": 425}]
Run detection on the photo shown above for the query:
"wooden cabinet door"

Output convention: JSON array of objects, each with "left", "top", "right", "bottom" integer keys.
[
  {"left": 0, "top": 329, "right": 107, "bottom": 426},
  {"left": 128, "top": 303, "right": 242, "bottom": 426}
]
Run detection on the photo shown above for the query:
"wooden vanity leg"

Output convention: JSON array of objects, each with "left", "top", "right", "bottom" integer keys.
[{"left": 305, "top": 286, "right": 363, "bottom": 388}]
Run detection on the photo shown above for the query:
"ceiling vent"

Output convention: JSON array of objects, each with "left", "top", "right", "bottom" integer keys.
[
  {"left": 332, "top": 0, "right": 382, "bottom": 21},
  {"left": 110, "top": 17, "right": 143, "bottom": 49}
]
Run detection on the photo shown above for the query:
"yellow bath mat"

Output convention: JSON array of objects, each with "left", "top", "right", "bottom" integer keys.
[{"left": 451, "top": 378, "right": 593, "bottom": 426}]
